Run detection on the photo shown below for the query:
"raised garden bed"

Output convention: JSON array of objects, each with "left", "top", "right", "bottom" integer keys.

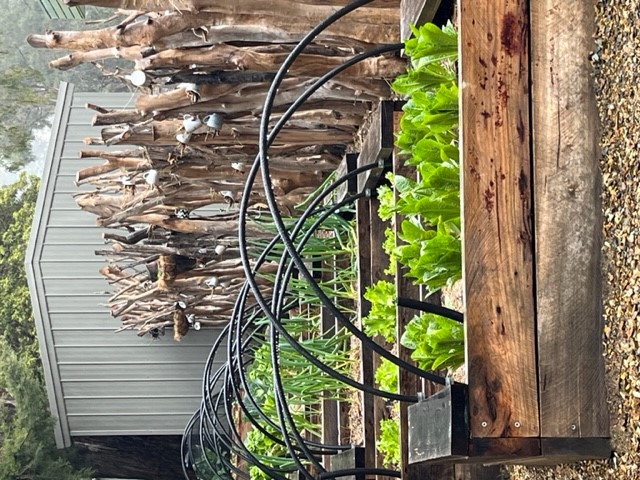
[
  {"left": 179, "top": 0, "right": 611, "bottom": 476},
  {"left": 37, "top": 0, "right": 611, "bottom": 478},
  {"left": 315, "top": 0, "right": 611, "bottom": 476}
]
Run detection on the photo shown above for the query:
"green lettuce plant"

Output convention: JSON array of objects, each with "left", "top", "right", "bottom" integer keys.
[
  {"left": 377, "top": 418, "right": 400, "bottom": 468},
  {"left": 369, "top": 22, "right": 464, "bottom": 390},
  {"left": 362, "top": 280, "right": 397, "bottom": 342},
  {"left": 401, "top": 313, "right": 464, "bottom": 371}
]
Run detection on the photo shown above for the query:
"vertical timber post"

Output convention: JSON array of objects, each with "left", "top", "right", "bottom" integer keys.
[
  {"left": 458, "top": 0, "right": 540, "bottom": 446},
  {"left": 530, "top": 0, "right": 610, "bottom": 451},
  {"left": 356, "top": 195, "right": 376, "bottom": 472}
]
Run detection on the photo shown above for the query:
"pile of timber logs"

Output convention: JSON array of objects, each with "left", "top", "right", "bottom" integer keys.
[{"left": 30, "top": 0, "right": 403, "bottom": 339}]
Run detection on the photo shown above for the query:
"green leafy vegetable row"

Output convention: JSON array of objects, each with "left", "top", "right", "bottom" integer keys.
[
  {"left": 364, "top": 21, "right": 463, "bottom": 375},
  {"left": 362, "top": 22, "right": 463, "bottom": 469},
  {"left": 380, "top": 21, "right": 461, "bottom": 292},
  {"left": 242, "top": 212, "right": 358, "bottom": 480}
]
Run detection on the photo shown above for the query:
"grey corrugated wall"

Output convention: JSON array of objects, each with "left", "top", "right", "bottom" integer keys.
[{"left": 26, "top": 83, "right": 224, "bottom": 447}]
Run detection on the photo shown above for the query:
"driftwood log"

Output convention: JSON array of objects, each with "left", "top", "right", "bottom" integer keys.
[
  {"left": 31, "top": 0, "right": 398, "bottom": 340},
  {"left": 64, "top": 0, "right": 399, "bottom": 10},
  {"left": 27, "top": 8, "right": 399, "bottom": 52}
]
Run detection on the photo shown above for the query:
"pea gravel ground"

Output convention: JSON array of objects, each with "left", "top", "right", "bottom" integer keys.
[{"left": 509, "top": 1, "right": 640, "bottom": 479}]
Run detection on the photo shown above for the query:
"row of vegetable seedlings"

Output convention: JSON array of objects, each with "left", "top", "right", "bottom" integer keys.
[
  {"left": 361, "top": 22, "right": 464, "bottom": 467},
  {"left": 248, "top": 211, "right": 359, "bottom": 480},
  {"left": 205, "top": 209, "right": 359, "bottom": 480}
]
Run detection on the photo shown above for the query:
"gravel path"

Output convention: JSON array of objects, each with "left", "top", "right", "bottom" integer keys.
[{"left": 510, "top": 1, "right": 640, "bottom": 478}]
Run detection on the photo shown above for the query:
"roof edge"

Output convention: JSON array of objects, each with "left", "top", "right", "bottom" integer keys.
[{"left": 25, "top": 81, "right": 75, "bottom": 448}]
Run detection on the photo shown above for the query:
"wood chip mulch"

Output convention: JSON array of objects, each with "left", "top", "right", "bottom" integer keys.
[{"left": 510, "top": 1, "right": 640, "bottom": 478}]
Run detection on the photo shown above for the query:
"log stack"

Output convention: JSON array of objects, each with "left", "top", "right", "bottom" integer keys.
[{"left": 30, "top": 0, "right": 403, "bottom": 339}]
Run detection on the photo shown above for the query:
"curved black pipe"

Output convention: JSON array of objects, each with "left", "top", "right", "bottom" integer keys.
[{"left": 397, "top": 296, "right": 464, "bottom": 323}]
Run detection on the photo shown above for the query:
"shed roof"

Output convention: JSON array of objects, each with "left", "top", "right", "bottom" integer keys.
[
  {"left": 38, "top": 0, "right": 85, "bottom": 19},
  {"left": 25, "top": 83, "right": 222, "bottom": 448}
]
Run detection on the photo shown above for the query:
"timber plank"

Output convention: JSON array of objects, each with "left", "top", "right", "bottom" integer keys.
[
  {"left": 530, "top": 0, "right": 609, "bottom": 438},
  {"left": 459, "top": 1, "right": 539, "bottom": 438},
  {"left": 392, "top": 111, "right": 423, "bottom": 480},
  {"left": 357, "top": 101, "right": 394, "bottom": 193},
  {"left": 356, "top": 197, "right": 376, "bottom": 470},
  {"left": 468, "top": 438, "right": 541, "bottom": 462},
  {"left": 335, "top": 253, "right": 354, "bottom": 445},
  {"left": 321, "top": 267, "right": 339, "bottom": 468},
  {"left": 400, "top": 0, "right": 442, "bottom": 42}
]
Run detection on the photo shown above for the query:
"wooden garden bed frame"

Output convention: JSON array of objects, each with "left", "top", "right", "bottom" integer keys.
[
  {"left": 323, "top": 0, "right": 611, "bottom": 477},
  {"left": 453, "top": 0, "right": 610, "bottom": 465}
]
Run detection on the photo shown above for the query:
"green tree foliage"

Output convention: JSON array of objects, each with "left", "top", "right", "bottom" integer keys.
[
  {"left": 0, "top": 175, "right": 91, "bottom": 480},
  {"left": 0, "top": 338, "right": 91, "bottom": 480},
  {"left": 0, "top": 173, "right": 40, "bottom": 362}
]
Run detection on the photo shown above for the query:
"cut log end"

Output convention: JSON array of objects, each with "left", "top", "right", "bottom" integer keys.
[
  {"left": 26, "top": 34, "right": 48, "bottom": 48},
  {"left": 50, "top": 55, "right": 75, "bottom": 71}
]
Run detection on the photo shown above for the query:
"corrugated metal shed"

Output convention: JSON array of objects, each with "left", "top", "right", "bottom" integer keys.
[
  {"left": 39, "top": 0, "right": 85, "bottom": 19},
  {"left": 26, "top": 83, "right": 223, "bottom": 448}
]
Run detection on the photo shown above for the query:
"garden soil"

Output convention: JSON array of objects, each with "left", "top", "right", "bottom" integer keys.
[{"left": 509, "top": 1, "right": 640, "bottom": 479}]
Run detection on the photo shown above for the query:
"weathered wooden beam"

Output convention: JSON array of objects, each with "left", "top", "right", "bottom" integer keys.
[
  {"left": 368, "top": 197, "right": 393, "bottom": 478},
  {"left": 530, "top": 0, "right": 609, "bottom": 440},
  {"left": 459, "top": 0, "right": 539, "bottom": 439},
  {"left": 356, "top": 101, "right": 395, "bottom": 193},
  {"left": 31, "top": 7, "right": 399, "bottom": 52},
  {"left": 64, "top": 0, "right": 400, "bottom": 16},
  {"left": 355, "top": 197, "right": 376, "bottom": 471},
  {"left": 95, "top": 121, "right": 355, "bottom": 147},
  {"left": 137, "top": 44, "right": 405, "bottom": 79},
  {"left": 467, "top": 438, "right": 541, "bottom": 462},
  {"left": 134, "top": 78, "right": 387, "bottom": 118},
  {"left": 400, "top": 0, "right": 441, "bottom": 42}
]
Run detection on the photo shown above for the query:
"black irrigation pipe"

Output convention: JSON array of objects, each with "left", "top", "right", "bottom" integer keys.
[
  {"left": 183, "top": 326, "right": 231, "bottom": 479},
  {"left": 229, "top": 289, "right": 346, "bottom": 464},
  {"left": 319, "top": 468, "right": 402, "bottom": 479},
  {"left": 225, "top": 287, "right": 342, "bottom": 454},
  {"left": 224, "top": 292, "right": 342, "bottom": 461},
  {"left": 198, "top": 356, "right": 246, "bottom": 479},
  {"left": 242, "top": 20, "right": 447, "bottom": 387},
  {"left": 235, "top": 163, "right": 446, "bottom": 399},
  {"left": 232, "top": 0, "right": 439, "bottom": 476},
  {"left": 237, "top": 164, "right": 430, "bottom": 402},
  {"left": 184, "top": 1, "right": 455, "bottom": 478},
  {"left": 268, "top": 326, "right": 320, "bottom": 480},
  {"left": 229, "top": 306, "right": 331, "bottom": 454},
  {"left": 185, "top": 310, "right": 285, "bottom": 480},
  {"left": 203, "top": 388, "right": 245, "bottom": 480},
  {"left": 201, "top": 330, "right": 298, "bottom": 480},
  {"left": 397, "top": 296, "right": 465, "bottom": 323},
  {"left": 221, "top": 371, "right": 289, "bottom": 480},
  {"left": 218, "top": 355, "right": 292, "bottom": 480}
]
